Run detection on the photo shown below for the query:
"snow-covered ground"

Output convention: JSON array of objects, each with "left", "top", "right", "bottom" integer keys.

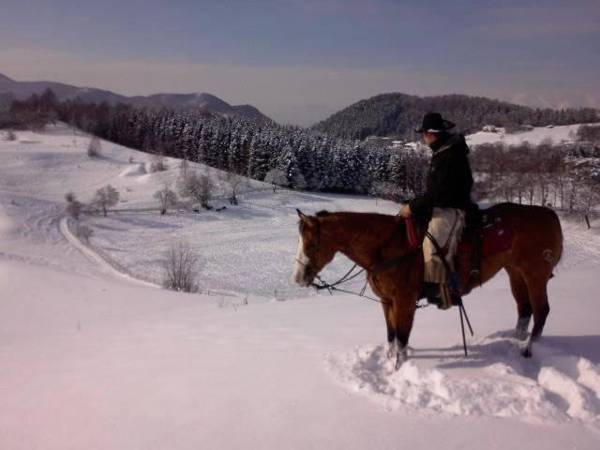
[
  {"left": 1, "top": 124, "right": 599, "bottom": 449},
  {"left": 466, "top": 123, "right": 584, "bottom": 147}
]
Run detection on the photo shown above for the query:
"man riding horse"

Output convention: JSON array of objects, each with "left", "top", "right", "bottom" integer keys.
[{"left": 398, "top": 112, "right": 474, "bottom": 309}]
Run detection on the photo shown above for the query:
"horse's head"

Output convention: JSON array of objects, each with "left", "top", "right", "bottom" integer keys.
[{"left": 292, "top": 209, "right": 336, "bottom": 287}]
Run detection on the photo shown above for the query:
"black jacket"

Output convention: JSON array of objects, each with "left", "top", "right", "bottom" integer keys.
[{"left": 409, "top": 133, "right": 474, "bottom": 221}]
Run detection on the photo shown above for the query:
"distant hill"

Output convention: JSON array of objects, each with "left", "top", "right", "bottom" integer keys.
[
  {"left": 0, "top": 73, "right": 272, "bottom": 123},
  {"left": 312, "top": 93, "right": 599, "bottom": 140}
]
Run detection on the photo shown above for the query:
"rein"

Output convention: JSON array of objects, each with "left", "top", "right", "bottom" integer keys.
[
  {"left": 309, "top": 253, "right": 431, "bottom": 309},
  {"left": 306, "top": 217, "right": 430, "bottom": 308}
]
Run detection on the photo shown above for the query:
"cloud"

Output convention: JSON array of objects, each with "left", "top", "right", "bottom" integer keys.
[{"left": 1, "top": 46, "right": 598, "bottom": 126}]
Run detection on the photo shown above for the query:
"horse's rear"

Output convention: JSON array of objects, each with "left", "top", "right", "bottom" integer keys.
[{"left": 480, "top": 203, "right": 563, "bottom": 356}]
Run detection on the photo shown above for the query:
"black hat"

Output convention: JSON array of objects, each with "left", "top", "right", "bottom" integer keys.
[{"left": 414, "top": 112, "right": 455, "bottom": 133}]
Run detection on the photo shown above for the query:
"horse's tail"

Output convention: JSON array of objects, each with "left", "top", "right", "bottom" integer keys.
[{"left": 546, "top": 207, "right": 564, "bottom": 274}]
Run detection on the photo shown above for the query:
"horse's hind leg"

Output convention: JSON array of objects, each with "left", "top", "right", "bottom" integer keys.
[
  {"left": 506, "top": 267, "right": 532, "bottom": 341},
  {"left": 521, "top": 275, "right": 551, "bottom": 358}
]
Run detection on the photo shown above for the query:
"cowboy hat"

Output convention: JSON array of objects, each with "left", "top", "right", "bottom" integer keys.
[{"left": 415, "top": 112, "right": 455, "bottom": 133}]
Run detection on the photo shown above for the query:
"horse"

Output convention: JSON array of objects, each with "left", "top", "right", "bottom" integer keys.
[{"left": 292, "top": 203, "right": 563, "bottom": 369}]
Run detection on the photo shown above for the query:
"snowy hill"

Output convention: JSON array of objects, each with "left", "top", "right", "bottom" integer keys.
[
  {"left": 1, "top": 125, "right": 600, "bottom": 449},
  {"left": 313, "top": 92, "right": 598, "bottom": 140}
]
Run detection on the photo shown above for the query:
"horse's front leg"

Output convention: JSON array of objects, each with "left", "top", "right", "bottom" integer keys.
[
  {"left": 394, "top": 342, "right": 409, "bottom": 370},
  {"left": 381, "top": 300, "right": 397, "bottom": 359},
  {"left": 393, "top": 298, "right": 417, "bottom": 370}
]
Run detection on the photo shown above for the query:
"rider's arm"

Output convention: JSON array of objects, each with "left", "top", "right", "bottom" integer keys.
[{"left": 409, "top": 153, "right": 451, "bottom": 218}]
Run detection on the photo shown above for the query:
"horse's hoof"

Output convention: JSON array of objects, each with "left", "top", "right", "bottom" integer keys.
[
  {"left": 394, "top": 349, "right": 408, "bottom": 370},
  {"left": 387, "top": 345, "right": 396, "bottom": 360},
  {"left": 521, "top": 347, "right": 532, "bottom": 358},
  {"left": 394, "top": 358, "right": 403, "bottom": 371}
]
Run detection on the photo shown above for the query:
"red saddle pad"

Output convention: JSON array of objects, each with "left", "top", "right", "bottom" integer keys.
[{"left": 459, "top": 219, "right": 513, "bottom": 257}]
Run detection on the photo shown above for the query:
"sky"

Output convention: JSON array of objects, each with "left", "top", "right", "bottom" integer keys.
[{"left": 1, "top": 0, "right": 599, "bottom": 126}]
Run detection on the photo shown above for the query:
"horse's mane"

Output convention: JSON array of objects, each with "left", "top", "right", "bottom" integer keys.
[
  {"left": 315, "top": 209, "right": 397, "bottom": 222},
  {"left": 314, "top": 210, "right": 406, "bottom": 239},
  {"left": 311, "top": 210, "right": 411, "bottom": 260}
]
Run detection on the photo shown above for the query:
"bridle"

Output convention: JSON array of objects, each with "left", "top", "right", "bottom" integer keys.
[{"left": 297, "top": 218, "right": 422, "bottom": 305}]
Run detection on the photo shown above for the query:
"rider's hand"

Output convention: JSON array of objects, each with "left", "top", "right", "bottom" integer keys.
[{"left": 398, "top": 204, "right": 412, "bottom": 218}]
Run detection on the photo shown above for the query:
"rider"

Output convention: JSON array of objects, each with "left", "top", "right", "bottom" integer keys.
[{"left": 398, "top": 112, "right": 474, "bottom": 309}]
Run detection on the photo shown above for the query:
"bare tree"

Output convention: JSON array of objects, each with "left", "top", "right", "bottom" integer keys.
[
  {"left": 522, "top": 173, "right": 537, "bottom": 205},
  {"left": 538, "top": 173, "right": 551, "bottom": 207},
  {"left": 65, "top": 192, "right": 83, "bottom": 220},
  {"left": 225, "top": 172, "right": 244, "bottom": 205},
  {"left": 292, "top": 172, "right": 307, "bottom": 190},
  {"left": 87, "top": 136, "right": 102, "bottom": 158},
  {"left": 4, "top": 130, "right": 16, "bottom": 141},
  {"left": 93, "top": 185, "right": 120, "bottom": 216},
  {"left": 179, "top": 158, "right": 190, "bottom": 178},
  {"left": 578, "top": 182, "right": 600, "bottom": 229},
  {"left": 555, "top": 161, "right": 569, "bottom": 209},
  {"left": 264, "top": 168, "right": 287, "bottom": 192},
  {"left": 177, "top": 172, "right": 214, "bottom": 210},
  {"left": 162, "top": 242, "right": 199, "bottom": 292},
  {"left": 153, "top": 184, "right": 178, "bottom": 215},
  {"left": 149, "top": 154, "right": 168, "bottom": 172}
]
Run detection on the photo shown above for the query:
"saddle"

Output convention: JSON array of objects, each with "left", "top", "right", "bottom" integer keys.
[
  {"left": 455, "top": 206, "right": 513, "bottom": 295},
  {"left": 404, "top": 205, "right": 513, "bottom": 299}
]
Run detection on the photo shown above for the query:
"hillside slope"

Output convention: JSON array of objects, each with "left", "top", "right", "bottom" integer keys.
[{"left": 313, "top": 93, "right": 598, "bottom": 140}]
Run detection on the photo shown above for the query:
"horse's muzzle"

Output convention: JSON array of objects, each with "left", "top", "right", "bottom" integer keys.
[{"left": 293, "top": 264, "right": 316, "bottom": 287}]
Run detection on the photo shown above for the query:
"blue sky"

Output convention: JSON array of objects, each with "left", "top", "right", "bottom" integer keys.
[{"left": 1, "top": 0, "right": 599, "bottom": 125}]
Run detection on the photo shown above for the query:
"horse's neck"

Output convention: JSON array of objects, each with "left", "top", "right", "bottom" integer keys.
[{"left": 322, "top": 214, "right": 399, "bottom": 270}]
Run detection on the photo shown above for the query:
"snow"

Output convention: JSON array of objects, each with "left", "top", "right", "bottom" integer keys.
[
  {"left": 328, "top": 335, "right": 600, "bottom": 425},
  {"left": 466, "top": 123, "right": 584, "bottom": 147},
  {"left": 119, "top": 162, "right": 147, "bottom": 177},
  {"left": 1, "top": 124, "right": 600, "bottom": 449}
]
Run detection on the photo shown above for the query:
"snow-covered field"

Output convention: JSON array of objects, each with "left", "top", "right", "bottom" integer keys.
[
  {"left": 1, "top": 124, "right": 599, "bottom": 449},
  {"left": 466, "top": 123, "right": 583, "bottom": 147}
]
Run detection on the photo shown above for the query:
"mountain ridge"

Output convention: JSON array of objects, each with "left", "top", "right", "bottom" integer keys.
[{"left": 0, "top": 73, "right": 272, "bottom": 123}]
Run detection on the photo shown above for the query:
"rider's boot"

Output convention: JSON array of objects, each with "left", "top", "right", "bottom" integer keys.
[
  {"left": 421, "top": 282, "right": 442, "bottom": 306},
  {"left": 421, "top": 282, "right": 462, "bottom": 310}
]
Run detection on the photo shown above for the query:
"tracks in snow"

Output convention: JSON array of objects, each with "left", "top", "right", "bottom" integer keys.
[
  {"left": 326, "top": 332, "right": 600, "bottom": 427},
  {"left": 58, "top": 217, "right": 159, "bottom": 289}
]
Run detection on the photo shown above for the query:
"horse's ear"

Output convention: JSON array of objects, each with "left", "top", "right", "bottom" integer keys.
[
  {"left": 297, "top": 209, "right": 316, "bottom": 229},
  {"left": 297, "top": 208, "right": 307, "bottom": 220}
]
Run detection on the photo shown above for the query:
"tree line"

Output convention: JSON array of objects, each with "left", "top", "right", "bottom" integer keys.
[{"left": 32, "top": 93, "right": 428, "bottom": 198}]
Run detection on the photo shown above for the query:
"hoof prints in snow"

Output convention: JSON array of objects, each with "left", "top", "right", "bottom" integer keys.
[{"left": 326, "top": 336, "right": 600, "bottom": 427}]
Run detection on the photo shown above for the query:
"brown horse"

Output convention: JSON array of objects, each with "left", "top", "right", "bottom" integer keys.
[{"left": 293, "top": 203, "right": 563, "bottom": 369}]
